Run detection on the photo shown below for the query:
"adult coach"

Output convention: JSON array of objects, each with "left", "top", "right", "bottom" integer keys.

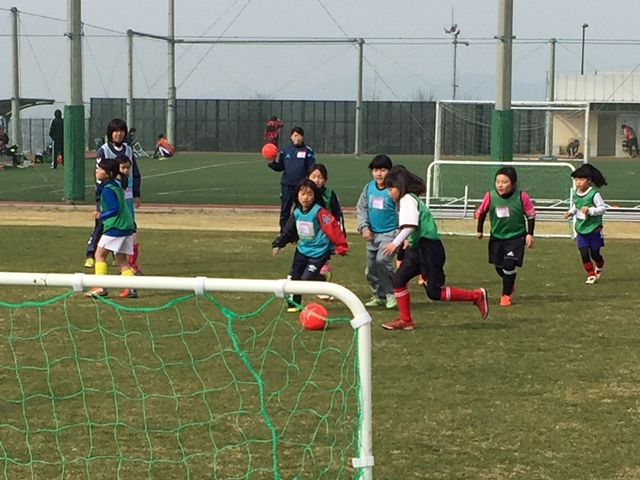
[{"left": 267, "top": 126, "right": 315, "bottom": 231}]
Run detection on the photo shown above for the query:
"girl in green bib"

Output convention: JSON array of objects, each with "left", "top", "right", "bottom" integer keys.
[
  {"left": 380, "top": 166, "right": 488, "bottom": 330},
  {"left": 85, "top": 158, "right": 136, "bottom": 298},
  {"left": 563, "top": 164, "right": 608, "bottom": 284},
  {"left": 476, "top": 167, "right": 537, "bottom": 307}
]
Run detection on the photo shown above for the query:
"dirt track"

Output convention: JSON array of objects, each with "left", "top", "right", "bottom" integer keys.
[{"left": 1, "top": 205, "right": 640, "bottom": 238}]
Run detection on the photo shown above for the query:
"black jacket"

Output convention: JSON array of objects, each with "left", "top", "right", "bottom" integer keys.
[{"left": 49, "top": 118, "right": 64, "bottom": 142}]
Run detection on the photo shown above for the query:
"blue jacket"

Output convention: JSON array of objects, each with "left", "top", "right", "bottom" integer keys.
[{"left": 267, "top": 142, "right": 315, "bottom": 186}]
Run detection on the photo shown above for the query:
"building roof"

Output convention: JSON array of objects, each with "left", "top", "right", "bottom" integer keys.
[
  {"left": 555, "top": 73, "right": 640, "bottom": 102},
  {"left": 1, "top": 98, "right": 55, "bottom": 118}
]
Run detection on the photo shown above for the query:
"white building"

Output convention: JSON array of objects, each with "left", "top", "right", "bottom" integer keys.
[{"left": 554, "top": 72, "right": 640, "bottom": 157}]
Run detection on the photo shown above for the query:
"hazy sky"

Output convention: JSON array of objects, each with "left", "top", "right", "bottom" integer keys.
[{"left": 1, "top": 0, "right": 639, "bottom": 113}]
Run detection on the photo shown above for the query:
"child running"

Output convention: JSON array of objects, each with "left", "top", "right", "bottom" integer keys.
[
  {"left": 85, "top": 158, "right": 136, "bottom": 298},
  {"left": 356, "top": 154, "right": 398, "bottom": 309},
  {"left": 116, "top": 155, "right": 142, "bottom": 298},
  {"left": 563, "top": 164, "right": 608, "bottom": 284},
  {"left": 272, "top": 179, "right": 348, "bottom": 312},
  {"left": 308, "top": 163, "right": 345, "bottom": 300},
  {"left": 475, "top": 167, "right": 536, "bottom": 307},
  {"left": 380, "top": 166, "right": 488, "bottom": 330}
]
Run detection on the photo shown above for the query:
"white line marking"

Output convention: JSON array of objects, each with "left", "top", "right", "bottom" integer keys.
[
  {"left": 158, "top": 188, "right": 224, "bottom": 196},
  {"left": 143, "top": 160, "right": 257, "bottom": 180}
]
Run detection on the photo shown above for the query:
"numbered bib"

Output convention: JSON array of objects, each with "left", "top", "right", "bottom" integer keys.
[
  {"left": 371, "top": 196, "right": 385, "bottom": 210},
  {"left": 496, "top": 206, "right": 510, "bottom": 218},
  {"left": 296, "top": 220, "right": 315, "bottom": 240}
]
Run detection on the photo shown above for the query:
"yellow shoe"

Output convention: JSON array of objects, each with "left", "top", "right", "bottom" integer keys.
[
  {"left": 84, "top": 258, "right": 95, "bottom": 269},
  {"left": 286, "top": 306, "right": 300, "bottom": 313}
]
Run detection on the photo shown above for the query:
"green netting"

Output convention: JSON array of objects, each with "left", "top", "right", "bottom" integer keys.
[
  {"left": 0, "top": 291, "right": 363, "bottom": 479},
  {"left": 438, "top": 102, "right": 587, "bottom": 158},
  {"left": 431, "top": 162, "right": 575, "bottom": 204}
]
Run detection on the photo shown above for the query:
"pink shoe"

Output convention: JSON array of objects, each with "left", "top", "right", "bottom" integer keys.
[
  {"left": 381, "top": 318, "right": 415, "bottom": 330},
  {"left": 320, "top": 262, "right": 332, "bottom": 276},
  {"left": 474, "top": 288, "right": 489, "bottom": 319}
]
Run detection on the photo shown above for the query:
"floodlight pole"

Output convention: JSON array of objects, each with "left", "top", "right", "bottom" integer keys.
[
  {"left": 580, "top": 23, "right": 588, "bottom": 75},
  {"left": 64, "top": 0, "right": 85, "bottom": 201},
  {"left": 451, "top": 33, "right": 468, "bottom": 100},
  {"left": 545, "top": 38, "right": 556, "bottom": 157},
  {"left": 490, "top": 0, "right": 514, "bottom": 161},
  {"left": 355, "top": 38, "right": 364, "bottom": 157},
  {"left": 167, "top": 0, "right": 176, "bottom": 146},
  {"left": 10, "top": 7, "right": 21, "bottom": 150},
  {"left": 127, "top": 30, "right": 134, "bottom": 131}
]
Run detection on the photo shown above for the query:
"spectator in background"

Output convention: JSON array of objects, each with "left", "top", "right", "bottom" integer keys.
[
  {"left": 125, "top": 127, "right": 137, "bottom": 146},
  {"left": 49, "top": 109, "right": 64, "bottom": 169},
  {"left": 567, "top": 139, "right": 580, "bottom": 159},
  {"left": 153, "top": 133, "right": 174, "bottom": 160},
  {"left": 264, "top": 116, "right": 284, "bottom": 147},
  {"left": 622, "top": 124, "right": 639, "bottom": 158},
  {"left": 0, "top": 125, "right": 8, "bottom": 150}
]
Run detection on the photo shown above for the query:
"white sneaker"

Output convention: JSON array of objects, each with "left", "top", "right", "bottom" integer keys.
[
  {"left": 316, "top": 294, "right": 336, "bottom": 301},
  {"left": 595, "top": 267, "right": 604, "bottom": 279},
  {"left": 585, "top": 276, "right": 598, "bottom": 285}
]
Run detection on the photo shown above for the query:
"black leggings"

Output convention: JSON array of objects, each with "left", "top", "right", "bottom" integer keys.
[{"left": 579, "top": 246, "right": 603, "bottom": 264}]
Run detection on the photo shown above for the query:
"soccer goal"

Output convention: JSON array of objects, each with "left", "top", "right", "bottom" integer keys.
[
  {"left": 425, "top": 160, "right": 577, "bottom": 238},
  {"left": 434, "top": 100, "right": 591, "bottom": 163},
  {"left": 0, "top": 273, "right": 373, "bottom": 480}
]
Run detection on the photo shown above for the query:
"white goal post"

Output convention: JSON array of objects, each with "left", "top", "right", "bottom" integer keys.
[
  {"left": 425, "top": 160, "right": 577, "bottom": 238},
  {"left": 434, "top": 100, "right": 591, "bottom": 163},
  {"left": 0, "top": 272, "right": 375, "bottom": 480}
]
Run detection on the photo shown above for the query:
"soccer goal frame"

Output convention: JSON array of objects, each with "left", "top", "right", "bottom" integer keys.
[
  {"left": 434, "top": 100, "right": 592, "bottom": 163},
  {"left": 425, "top": 160, "right": 577, "bottom": 238},
  {"left": 0, "top": 272, "right": 375, "bottom": 480}
]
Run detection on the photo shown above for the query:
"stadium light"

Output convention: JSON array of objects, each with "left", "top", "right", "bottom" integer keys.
[
  {"left": 581, "top": 23, "right": 589, "bottom": 75},
  {"left": 445, "top": 24, "right": 469, "bottom": 100}
]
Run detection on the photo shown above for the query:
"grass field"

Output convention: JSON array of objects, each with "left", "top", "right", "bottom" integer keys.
[
  {"left": 1, "top": 224, "right": 640, "bottom": 479},
  {"left": 1, "top": 153, "right": 639, "bottom": 207}
]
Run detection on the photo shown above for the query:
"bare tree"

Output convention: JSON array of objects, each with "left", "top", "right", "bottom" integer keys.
[
  {"left": 250, "top": 92, "right": 275, "bottom": 100},
  {"left": 366, "top": 76, "right": 382, "bottom": 101},
  {"left": 411, "top": 88, "right": 435, "bottom": 102}
]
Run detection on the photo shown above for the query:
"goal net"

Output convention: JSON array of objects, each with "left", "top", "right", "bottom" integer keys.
[
  {"left": 0, "top": 273, "right": 373, "bottom": 480},
  {"left": 434, "top": 100, "right": 591, "bottom": 162},
  {"left": 426, "top": 160, "right": 577, "bottom": 238}
]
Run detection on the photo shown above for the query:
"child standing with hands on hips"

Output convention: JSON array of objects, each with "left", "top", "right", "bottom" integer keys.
[
  {"left": 356, "top": 154, "right": 398, "bottom": 309},
  {"left": 476, "top": 167, "right": 536, "bottom": 307},
  {"left": 564, "top": 164, "right": 608, "bottom": 284},
  {"left": 272, "top": 179, "right": 348, "bottom": 312},
  {"left": 85, "top": 158, "right": 136, "bottom": 298},
  {"left": 381, "top": 166, "right": 488, "bottom": 330}
]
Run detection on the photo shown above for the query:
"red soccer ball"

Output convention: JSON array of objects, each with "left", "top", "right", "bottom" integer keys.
[
  {"left": 299, "top": 303, "right": 328, "bottom": 331},
  {"left": 261, "top": 143, "right": 278, "bottom": 161}
]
